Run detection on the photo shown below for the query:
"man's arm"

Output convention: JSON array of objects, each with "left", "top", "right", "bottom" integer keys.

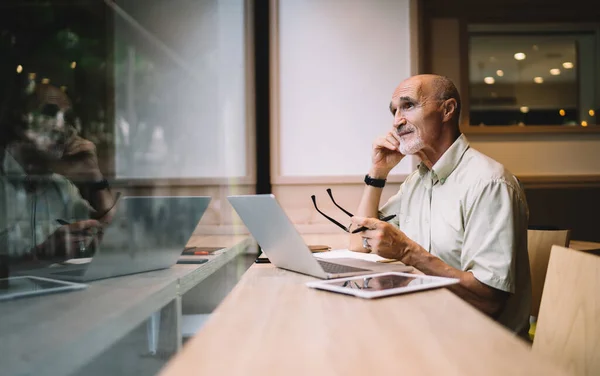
[
  {"left": 349, "top": 131, "right": 404, "bottom": 252},
  {"left": 351, "top": 180, "right": 526, "bottom": 317},
  {"left": 403, "top": 242, "right": 509, "bottom": 316}
]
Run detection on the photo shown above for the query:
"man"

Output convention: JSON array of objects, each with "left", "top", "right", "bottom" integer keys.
[
  {"left": 349, "top": 74, "right": 531, "bottom": 336},
  {"left": 0, "top": 81, "right": 116, "bottom": 267}
]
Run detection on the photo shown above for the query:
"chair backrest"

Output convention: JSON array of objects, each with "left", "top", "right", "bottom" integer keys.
[
  {"left": 533, "top": 245, "right": 600, "bottom": 375},
  {"left": 527, "top": 227, "right": 571, "bottom": 316}
]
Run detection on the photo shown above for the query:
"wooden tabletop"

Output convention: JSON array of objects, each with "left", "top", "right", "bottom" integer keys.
[
  {"left": 0, "top": 235, "right": 251, "bottom": 376},
  {"left": 570, "top": 239, "right": 600, "bottom": 252},
  {"left": 160, "top": 234, "right": 567, "bottom": 376}
]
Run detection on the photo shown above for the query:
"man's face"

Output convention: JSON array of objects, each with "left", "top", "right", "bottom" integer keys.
[
  {"left": 17, "top": 85, "right": 74, "bottom": 160},
  {"left": 389, "top": 77, "right": 443, "bottom": 155},
  {"left": 20, "top": 104, "right": 72, "bottom": 160}
]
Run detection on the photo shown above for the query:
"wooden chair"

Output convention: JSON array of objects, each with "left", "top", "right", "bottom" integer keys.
[
  {"left": 533, "top": 245, "right": 600, "bottom": 375},
  {"left": 528, "top": 227, "right": 571, "bottom": 318}
]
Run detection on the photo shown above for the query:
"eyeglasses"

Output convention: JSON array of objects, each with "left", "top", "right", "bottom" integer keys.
[
  {"left": 311, "top": 188, "right": 397, "bottom": 234},
  {"left": 311, "top": 188, "right": 355, "bottom": 233}
]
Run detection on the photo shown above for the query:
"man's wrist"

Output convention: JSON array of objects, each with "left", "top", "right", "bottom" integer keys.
[{"left": 368, "top": 168, "right": 390, "bottom": 180}]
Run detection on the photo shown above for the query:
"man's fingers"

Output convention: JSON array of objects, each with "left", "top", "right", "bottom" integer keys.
[
  {"left": 68, "top": 219, "right": 102, "bottom": 232},
  {"left": 351, "top": 216, "right": 380, "bottom": 230}
]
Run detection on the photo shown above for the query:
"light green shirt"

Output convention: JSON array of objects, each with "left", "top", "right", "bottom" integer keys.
[
  {"left": 0, "top": 150, "right": 90, "bottom": 258},
  {"left": 380, "top": 135, "right": 531, "bottom": 334}
]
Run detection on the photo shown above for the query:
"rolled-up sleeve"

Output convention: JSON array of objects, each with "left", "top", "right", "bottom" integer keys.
[{"left": 461, "top": 179, "right": 526, "bottom": 293}]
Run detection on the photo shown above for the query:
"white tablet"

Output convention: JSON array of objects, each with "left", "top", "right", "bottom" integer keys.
[
  {"left": 0, "top": 276, "right": 87, "bottom": 301},
  {"left": 306, "top": 272, "right": 459, "bottom": 299}
]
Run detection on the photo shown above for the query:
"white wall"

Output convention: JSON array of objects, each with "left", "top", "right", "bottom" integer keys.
[
  {"left": 276, "top": 0, "right": 417, "bottom": 180},
  {"left": 113, "top": 0, "right": 248, "bottom": 180}
]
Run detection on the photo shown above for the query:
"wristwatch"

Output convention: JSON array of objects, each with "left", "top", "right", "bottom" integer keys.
[
  {"left": 364, "top": 174, "right": 386, "bottom": 188},
  {"left": 87, "top": 178, "right": 110, "bottom": 192}
]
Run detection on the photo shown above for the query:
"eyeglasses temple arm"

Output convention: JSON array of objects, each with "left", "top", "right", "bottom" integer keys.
[
  {"left": 310, "top": 195, "right": 349, "bottom": 232},
  {"left": 326, "top": 188, "right": 354, "bottom": 217}
]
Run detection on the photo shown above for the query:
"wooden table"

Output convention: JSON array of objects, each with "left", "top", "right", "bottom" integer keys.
[
  {"left": 570, "top": 239, "right": 600, "bottom": 253},
  {"left": 160, "top": 234, "right": 567, "bottom": 376},
  {"left": 0, "top": 235, "right": 252, "bottom": 376}
]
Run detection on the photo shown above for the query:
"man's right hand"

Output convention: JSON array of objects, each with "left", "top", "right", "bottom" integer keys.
[
  {"left": 371, "top": 130, "right": 404, "bottom": 177},
  {"left": 37, "top": 219, "right": 103, "bottom": 260}
]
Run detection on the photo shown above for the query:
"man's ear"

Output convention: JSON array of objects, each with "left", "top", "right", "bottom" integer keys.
[{"left": 442, "top": 98, "right": 457, "bottom": 123}]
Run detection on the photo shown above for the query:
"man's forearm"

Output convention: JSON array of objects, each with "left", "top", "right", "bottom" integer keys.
[
  {"left": 403, "top": 241, "right": 508, "bottom": 316},
  {"left": 349, "top": 169, "right": 389, "bottom": 251}
]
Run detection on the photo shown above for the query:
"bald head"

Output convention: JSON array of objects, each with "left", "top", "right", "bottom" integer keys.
[{"left": 393, "top": 74, "right": 461, "bottom": 127}]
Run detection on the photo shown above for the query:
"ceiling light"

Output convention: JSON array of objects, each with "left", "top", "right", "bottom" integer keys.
[
  {"left": 533, "top": 77, "right": 544, "bottom": 84},
  {"left": 28, "top": 72, "right": 36, "bottom": 80},
  {"left": 559, "top": 109, "right": 566, "bottom": 116},
  {"left": 520, "top": 106, "right": 530, "bottom": 113},
  {"left": 581, "top": 121, "right": 588, "bottom": 127},
  {"left": 41, "top": 78, "right": 50, "bottom": 84},
  {"left": 589, "top": 109, "right": 595, "bottom": 117},
  {"left": 71, "top": 61, "right": 77, "bottom": 69},
  {"left": 16, "top": 65, "right": 23, "bottom": 74},
  {"left": 562, "top": 62, "right": 574, "bottom": 69},
  {"left": 514, "top": 52, "right": 526, "bottom": 60},
  {"left": 550, "top": 68, "right": 561, "bottom": 76},
  {"left": 496, "top": 70, "right": 504, "bottom": 77},
  {"left": 484, "top": 76, "right": 495, "bottom": 84}
]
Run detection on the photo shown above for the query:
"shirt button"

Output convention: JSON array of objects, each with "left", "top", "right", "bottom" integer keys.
[{"left": 440, "top": 178, "right": 446, "bottom": 184}]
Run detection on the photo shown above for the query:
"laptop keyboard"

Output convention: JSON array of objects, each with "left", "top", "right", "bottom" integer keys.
[{"left": 317, "top": 260, "right": 369, "bottom": 274}]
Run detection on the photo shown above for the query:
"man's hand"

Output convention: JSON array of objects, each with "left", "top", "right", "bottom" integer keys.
[
  {"left": 370, "top": 130, "right": 404, "bottom": 178},
  {"left": 351, "top": 216, "right": 421, "bottom": 262},
  {"left": 36, "top": 219, "right": 103, "bottom": 260},
  {"left": 52, "top": 136, "right": 103, "bottom": 182}
]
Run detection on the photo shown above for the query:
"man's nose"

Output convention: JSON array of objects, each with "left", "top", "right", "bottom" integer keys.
[{"left": 394, "top": 117, "right": 407, "bottom": 128}]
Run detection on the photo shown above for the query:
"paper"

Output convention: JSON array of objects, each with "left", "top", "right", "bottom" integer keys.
[{"left": 314, "top": 249, "right": 394, "bottom": 263}]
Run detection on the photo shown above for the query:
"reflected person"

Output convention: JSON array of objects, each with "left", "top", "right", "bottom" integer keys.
[
  {"left": 0, "top": 82, "right": 116, "bottom": 270},
  {"left": 349, "top": 75, "right": 531, "bottom": 337}
]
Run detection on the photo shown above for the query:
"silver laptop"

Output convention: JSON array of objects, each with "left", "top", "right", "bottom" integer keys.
[
  {"left": 228, "top": 194, "right": 411, "bottom": 279},
  {"left": 26, "top": 196, "right": 211, "bottom": 282}
]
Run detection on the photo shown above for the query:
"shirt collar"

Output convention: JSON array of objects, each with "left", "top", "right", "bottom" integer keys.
[
  {"left": 417, "top": 134, "right": 470, "bottom": 185},
  {"left": 2, "top": 149, "right": 27, "bottom": 179}
]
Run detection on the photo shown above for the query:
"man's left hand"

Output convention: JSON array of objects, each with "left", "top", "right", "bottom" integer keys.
[
  {"left": 350, "top": 216, "right": 418, "bottom": 262},
  {"left": 52, "top": 136, "right": 102, "bottom": 182}
]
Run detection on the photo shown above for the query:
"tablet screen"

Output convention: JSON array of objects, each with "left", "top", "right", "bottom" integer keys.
[
  {"left": 0, "top": 276, "right": 86, "bottom": 301},
  {"left": 328, "top": 274, "right": 426, "bottom": 291},
  {"left": 306, "top": 272, "right": 460, "bottom": 299}
]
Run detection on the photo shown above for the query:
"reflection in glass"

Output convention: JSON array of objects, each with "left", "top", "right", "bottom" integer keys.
[
  {"left": 469, "top": 30, "right": 598, "bottom": 126},
  {"left": 331, "top": 274, "right": 426, "bottom": 291}
]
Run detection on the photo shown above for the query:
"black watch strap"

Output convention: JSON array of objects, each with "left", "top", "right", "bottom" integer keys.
[
  {"left": 87, "top": 178, "right": 110, "bottom": 192},
  {"left": 364, "top": 174, "right": 386, "bottom": 188}
]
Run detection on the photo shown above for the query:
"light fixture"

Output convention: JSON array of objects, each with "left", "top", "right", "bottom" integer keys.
[
  {"left": 60, "top": 86, "right": 67, "bottom": 92},
  {"left": 562, "top": 62, "right": 574, "bottom": 69},
  {"left": 581, "top": 121, "right": 588, "bottom": 127},
  {"left": 533, "top": 77, "right": 544, "bottom": 84},
  {"left": 16, "top": 65, "right": 23, "bottom": 74},
  {"left": 549, "top": 68, "right": 561, "bottom": 76},
  {"left": 559, "top": 109, "right": 566, "bottom": 116},
  {"left": 514, "top": 52, "right": 526, "bottom": 60},
  {"left": 41, "top": 78, "right": 50, "bottom": 84},
  {"left": 28, "top": 72, "right": 36, "bottom": 80},
  {"left": 589, "top": 109, "right": 595, "bottom": 117},
  {"left": 496, "top": 70, "right": 504, "bottom": 77},
  {"left": 484, "top": 76, "right": 495, "bottom": 84},
  {"left": 520, "top": 106, "right": 530, "bottom": 113},
  {"left": 71, "top": 61, "right": 77, "bottom": 69}
]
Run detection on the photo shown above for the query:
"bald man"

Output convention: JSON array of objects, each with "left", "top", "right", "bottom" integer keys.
[
  {"left": 1, "top": 83, "right": 115, "bottom": 265},
  {"left": 349, "top": 74, "right": 531, "bottom": 336}
]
